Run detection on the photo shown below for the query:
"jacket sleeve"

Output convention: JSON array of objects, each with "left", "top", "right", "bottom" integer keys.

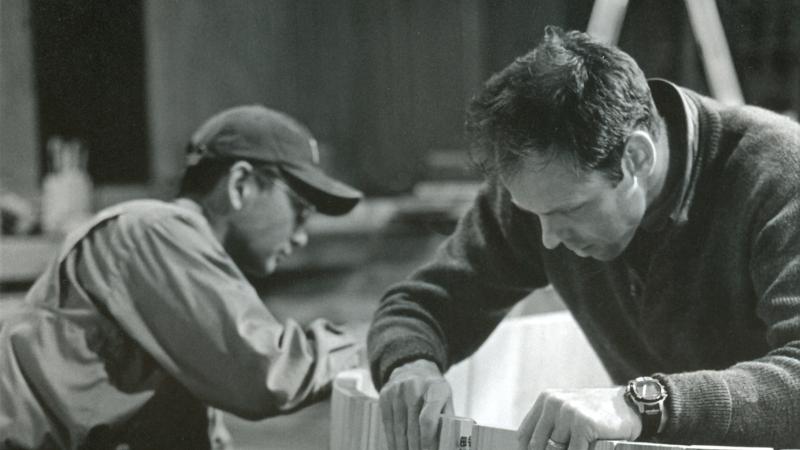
[
  {"left": 656, "top": 160, "right": 800, "bottom": 447},
  {"left": 368, "top": 179, "right": 549, "bottom": 388},
  {"left": 82, "top": 212, "right": 364, "bottom": 420}
]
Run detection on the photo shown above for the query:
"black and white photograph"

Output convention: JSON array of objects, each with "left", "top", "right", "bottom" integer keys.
[{"left": 1, "top": 1, "right": 799, "bottom": 449}]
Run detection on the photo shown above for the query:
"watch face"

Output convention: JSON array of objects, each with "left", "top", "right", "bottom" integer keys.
[{"left": 633, "top": 378, "right": 663, "bottom": 401}]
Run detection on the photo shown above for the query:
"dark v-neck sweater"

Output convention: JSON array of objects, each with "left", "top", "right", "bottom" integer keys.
[{"left": 368, "top": 82, "right": 800, "bottom": 447}]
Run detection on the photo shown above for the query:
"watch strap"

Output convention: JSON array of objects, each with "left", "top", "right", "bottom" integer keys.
[{"left": 638, "top": 403, "right": 661, "bottom": 440}]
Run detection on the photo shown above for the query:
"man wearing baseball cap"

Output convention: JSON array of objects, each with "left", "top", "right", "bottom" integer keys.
[{"left": 0, "top": 105, "right": 364, "bottom": 449}]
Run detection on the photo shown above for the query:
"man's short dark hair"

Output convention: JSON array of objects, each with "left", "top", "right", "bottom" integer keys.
[
  {"left": 467, "top": 26, "right": 660, "bottom": 182},
  {"left": 177, "top": 151, "right": 280, "bottom": 197}
]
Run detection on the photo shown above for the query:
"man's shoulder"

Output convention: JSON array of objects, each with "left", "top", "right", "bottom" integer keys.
[
  {"left": 723, "top": 104, "right": 800, "bottom": 139},
  {"left": 103, "top": 199, "right": 200, "bottom": 221},
  {"left": 684, "top": 87, "right": 799, "bottom": 142},
  {"left": 705, "top": 101, "right": 800, "bottom": 179},
  {"left": 707, "top": 106, "right": 800, "bottom": 216},
  {"left": 93, "top": 199, "right": 210, "bottom": 239}
]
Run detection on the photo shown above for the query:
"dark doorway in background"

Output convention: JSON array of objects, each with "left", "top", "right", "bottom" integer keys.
[{"left": 31, "top": 0, "right": 149, "bottom": 184}]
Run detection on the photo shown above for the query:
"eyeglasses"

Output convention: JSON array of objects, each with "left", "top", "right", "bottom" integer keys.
[{"left": 273, "top": 177, "right": 316, "bottom": 229}]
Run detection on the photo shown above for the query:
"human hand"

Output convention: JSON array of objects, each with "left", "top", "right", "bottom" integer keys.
[
  {"left": 379, "top": 359, "right": 454, "bottom": 450},
  {"left": 517, "top": 387, "right": 641, "bottom": 450}
]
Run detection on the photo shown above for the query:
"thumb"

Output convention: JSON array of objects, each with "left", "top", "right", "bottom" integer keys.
[{"left": 443, "top": 396, "right": 455, "bottom": 417}]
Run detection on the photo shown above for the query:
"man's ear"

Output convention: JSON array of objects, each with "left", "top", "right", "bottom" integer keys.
[
  {"left": 622, "top": 130, "right": 657, "bottom": 178},
  {"left": 227, "top": 161, "right": 255, "bottom": 211}
]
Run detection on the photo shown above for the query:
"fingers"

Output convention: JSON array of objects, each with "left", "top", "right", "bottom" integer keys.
[
  {"left": 419, "top": 379, "right": 452, "bottom": 450},
  {"left": 519, "top": 391, "right": 569, "bottom": 450},
  {"left": 393, "top": 392, "right": 410, "bottom": 450},
  {"left": 404, "top": 385, "right": 423, "bottom": 450},
  {"left": 519, "top": 387, "right": 642, "bottom": 450},
  {"left": 530, "top": 396, "right": 559, "bottom": 450},
  {"left": 380, "top": 390, "right": 398, "bottom": 450},
  {"left": 379, "top": 371, "right": 452, "bottom": 450},
  {"left": 547, "top": 414, "right": 571, "bottom": 450},
  {"left": 568, "top": 434, "right": 590, "bottom": 450},
  {"left": 518, "top": 395, "right": 544, "bottom": 450}
]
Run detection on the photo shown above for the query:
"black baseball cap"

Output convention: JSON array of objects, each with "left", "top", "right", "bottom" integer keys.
[{"left": 187, "top": 105, "right": 362, "bottom": 215}]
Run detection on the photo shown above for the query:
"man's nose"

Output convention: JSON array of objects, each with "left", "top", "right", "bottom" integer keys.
[
  {"left": 290, "top": 228, "right": 309, "bottom": 248},
  {"left": 539, "top": 216, "right": 565, "bottom": 250}
]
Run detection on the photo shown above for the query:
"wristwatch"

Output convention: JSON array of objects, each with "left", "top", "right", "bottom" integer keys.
[{"left": 624, "top": 376, "right": 667, "bottom": 440}]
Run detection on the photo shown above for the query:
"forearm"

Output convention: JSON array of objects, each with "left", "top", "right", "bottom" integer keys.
[
  {"left": 369, "top": 179, "right": 547, "bottom": 388},
  {"left": 651, "top": 176, "right": 800, "bottom": 446},
  {"left": 257, "top": 318, "right": 364, "bottom": 415},
  {"left": 368, "top": 286, "right": 450, "bottom": 388},
  {"left": 99, "top": 216, "right": 364, "bottom": 418},
  {"left": 656, "top": 346, "right": 800, "bottom": 447}
]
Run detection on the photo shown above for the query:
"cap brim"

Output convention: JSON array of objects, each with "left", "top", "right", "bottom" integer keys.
[{"left": 280, "top": 163, "right": 363, "bottom": 216}]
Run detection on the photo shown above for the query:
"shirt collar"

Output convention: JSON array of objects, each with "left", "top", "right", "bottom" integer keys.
[{"left": 640, "top": 78, "right": 700, "bottom": 231}]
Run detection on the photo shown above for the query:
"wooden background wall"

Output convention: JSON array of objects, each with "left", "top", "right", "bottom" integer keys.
[{"left": 145, "top": 0, "right": 488, "bottom": 196}]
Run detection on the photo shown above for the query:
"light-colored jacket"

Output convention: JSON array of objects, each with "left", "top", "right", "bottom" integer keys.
[{"left": 0, "top": 199, "right": 362, "bottom": 449}]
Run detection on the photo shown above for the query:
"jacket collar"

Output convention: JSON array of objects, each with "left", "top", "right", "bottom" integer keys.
[{"left": 640, "top": 78, "right": 701, "bottom": 231}]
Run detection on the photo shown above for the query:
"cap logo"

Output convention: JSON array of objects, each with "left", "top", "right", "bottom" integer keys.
[{"left": 309, "top": 138, "right": 320, "bottom": 164}]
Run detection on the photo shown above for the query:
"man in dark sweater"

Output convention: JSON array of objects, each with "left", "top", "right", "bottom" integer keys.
[{"left": 368, "top": 26, "right": 800, "bottom": 450}]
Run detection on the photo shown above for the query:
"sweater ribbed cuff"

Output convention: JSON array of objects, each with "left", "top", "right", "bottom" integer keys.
[
  {"left": 369, "top": 337, "right": 447, "bottom": 390},
  {"left": 654, "top": 371, "right": 732, "bottom": 443}
]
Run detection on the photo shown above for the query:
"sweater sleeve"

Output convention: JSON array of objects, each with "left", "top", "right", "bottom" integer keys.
[
  {"left": 657, "top": 144, "right": 800, "bottom": 446},
  {"left": 368, "top": 179, "right": 548, "bottom": 388}
]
